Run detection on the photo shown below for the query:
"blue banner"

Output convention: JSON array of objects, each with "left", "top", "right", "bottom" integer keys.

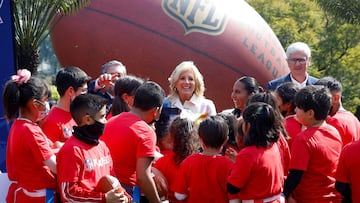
[{"left": 0, "top": 0, "right": 16, "bottom": 172}]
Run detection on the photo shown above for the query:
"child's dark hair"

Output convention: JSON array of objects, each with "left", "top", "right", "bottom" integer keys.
[
  {"left": 170, "top": 117, "right": 199, "bottom": 165},
  {"left": 237, "top": 76, "right": 264, "bottom": 95},
  {"left": 112, "top": 75, "right": 144, "bottom": 116},
  {"left": 236, "top": 118, "right": 246, "bottom": 149},
  {"left": 294, "top": 85, "right": 332, "bottom": 120},
  {"left": 275, "top": 82, "right": 299, "bottom": 115},
  {"left": 56, "top": 66, "right": 91, "bottom": 96},
  {"left": 247, "top": 91, "right": 278, "bottom": 110},
  {"left": 217, "top": 112, "right": 238, "bottom": 152},
  {"left": 133, "top": 81, "right": 165, "bottom": 111},
  {"left": 314, "top": 76, "right": 342, "bottom": 93},
  {"left": 198, "top": 115, "right": 229, "bottom": 149},
  {"left": 242, "top": 102, "right": 279, "bottom": 148},
  {"left": 247, "top": 91, "right": 288, "bottom": 139},
  {"left": 155, "top": 107, "right": 181, "bottom": 143},
  {"left": 3, "top": 77, "right": 49, "bottom": 120},
  {"left": 70, "top": 93, "right": 107, "bottom": 125}
]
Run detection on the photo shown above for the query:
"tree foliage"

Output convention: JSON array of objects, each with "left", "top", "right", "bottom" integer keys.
[
  {"left": 247, "top": 0, "right": 360, "bottom": 112},
  {"left": 315, "top": 0, "right": 360, "bottom": 25},
  {"left": 12, "top": 0, "right": 90, "bottom": 73}
]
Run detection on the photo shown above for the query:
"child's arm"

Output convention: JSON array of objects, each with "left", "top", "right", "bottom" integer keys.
[
  {"left": 283, "top": 169, "right": 304, "bottom": 199},
  {"left": 335, "top": 181, "right": 352, "bottom": 202},
  {"left": 61, "top": 182, "right": 106, "bottom": 202},
  {"left": 43, "top": 154, "right": 57, "bottom": 174},
  {"left": 226, "top": 182, "right": 240, "bottom": 194},
  {"left": 60, "top": 182, "right": 128, "bottom": 203},
  {"left": 136, "top": 157, "right": 161, "bottom": 203},
  {"left": 172, "top": 162, "right": 189, "bottom": 201}
]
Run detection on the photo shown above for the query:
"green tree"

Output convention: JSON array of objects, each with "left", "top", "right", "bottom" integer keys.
[
  {"left": 314, "top": 0, "right": 360, "bottom": 25},
  {"left": 13, "top": 0, "right": 89, "bottom": 74}
]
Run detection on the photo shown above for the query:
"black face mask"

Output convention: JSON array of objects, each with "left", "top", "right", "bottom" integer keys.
[{"left": 73, "top": 120, "right": 105, "bottom": 145}]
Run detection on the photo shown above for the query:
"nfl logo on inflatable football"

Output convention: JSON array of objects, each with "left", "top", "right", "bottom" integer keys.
[{"left": 162, "top": 0, "right": 228, "bottom": 35}]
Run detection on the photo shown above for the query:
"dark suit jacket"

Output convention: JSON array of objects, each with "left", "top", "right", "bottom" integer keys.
[{"left": 267, "top": 73, "right": 318, "bottom": 91}]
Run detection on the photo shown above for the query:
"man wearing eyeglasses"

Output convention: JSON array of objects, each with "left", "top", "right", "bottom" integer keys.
[
  {"left": 88, "top": 60, "right": 127, "bottom": 115},
  {"left": 267, "top": 42, "right": 318, "bottom": 91}
]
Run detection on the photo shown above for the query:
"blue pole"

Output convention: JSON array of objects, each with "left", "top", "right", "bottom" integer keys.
[{"left": 0, "top": 0, "right": 17, "bottom": 172}]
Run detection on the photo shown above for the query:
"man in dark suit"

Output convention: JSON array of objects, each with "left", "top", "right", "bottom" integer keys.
[
  {"left": 267, "top": 42, "right": 318, "bottom": 91},
  {"left": 88, "top": 60, "right": 127, "bottom": 115}
]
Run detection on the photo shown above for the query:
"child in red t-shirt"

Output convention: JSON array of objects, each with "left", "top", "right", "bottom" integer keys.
[
  {"left": 107, "top": 75, "right": 144, "bottom": 119},
  {"left": 57, "top": 93, "right": 129, "bottom": 203},
  {"left": 173, "top": 115, "right": 235, "bottom": 203},
  {"left": 246, "top": 92, "right": 291, "bottom": 177},
  {"left": 3, "top": 70, "right": 58, "bottom": 203},
  {"left": 41, "top": 67, "right": 91, "bottom": 143},
  {"left": 315, "top": 76, "right": 360, "bottom": 147},
  {"left": 102, "top": 81, "right": 166, "bottom": 203},
  {"left": 227, "top": 102, "right": 284, "bottom": 203},
  {"left": 335, "top": 140, "right": 360, "bottom": 202},
  {"left": 274, "top": 82, "right": 302, "bottom": 150},
  {"left": 154, "top": 116, "right": 199, "bottom": 202},
  {"left": 283, "top": 85, "right": 342, "bottom": 203}
]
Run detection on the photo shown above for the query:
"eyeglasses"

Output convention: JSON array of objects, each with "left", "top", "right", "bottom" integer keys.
[
  {"left": 35, "top": 100, "right": 50, "bottom": 112},
  {"left": 35, "top": 99, "right": 47, "bottom": 106},
  {"left": 287, "top": 58, "right": 307, "bottom": 64}
]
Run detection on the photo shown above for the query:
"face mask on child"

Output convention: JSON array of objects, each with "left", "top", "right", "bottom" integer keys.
[
  {"left": 36, "top": 101, "right": 50, "bottom": 122},
  {"left": 80, "top": 120, "right": 105, "bottom": 139},
  {"left": 73, "top": 120, "right": 105, "bottom": 145}
]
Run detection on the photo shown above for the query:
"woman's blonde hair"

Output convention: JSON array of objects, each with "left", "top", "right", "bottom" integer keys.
[{"left": 168, "top": 61, "right": 205, "bottom": 99}]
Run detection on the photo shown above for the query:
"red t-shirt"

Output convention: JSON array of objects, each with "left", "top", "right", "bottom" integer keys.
[
  {"left": 153, "top": 151, "right": 180, "bottom": 202},
  {"left": 290, "top": 123, "right": 342, "bottom": 203},
  {"left": 106, "top": 111, "right": 113, "bottom": 120},
  {"left": 57, "top": 136, "right": 113, "bottom": 202},
  {"left": 173, "top": 153, "right": 233, "bottom": 203},
  {"left": 327, "top": 110, "right": 360, "bottom": 147},
  {"left": 41, "top": 106, "right": 77, "bottom": 142},
  {"left": 336, "top": 140, "right": 360, "bottom": 203},
  {"left": 277, "top": 132, "right": 291, "bottom": 176},
  {"left": 228, "top": 144, "right": 283, "bottom": 200},
  {"left": 6, "top": 119, "right": 56, "bottom": 190},
  {"left": 284, "top": 115, "right": 302, "bottom": 150},
  {"left": 101, "top": 112, "right": 156, "bottom": 186}
]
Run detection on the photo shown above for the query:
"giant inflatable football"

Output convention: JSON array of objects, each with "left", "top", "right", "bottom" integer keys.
[{"left": 50, "top": 0, "right": 289, "bottom": 111}]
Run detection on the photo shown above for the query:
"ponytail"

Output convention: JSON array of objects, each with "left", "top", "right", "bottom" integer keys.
[{"left": 3, "top": 81, "right": 21, "bottom": 120}]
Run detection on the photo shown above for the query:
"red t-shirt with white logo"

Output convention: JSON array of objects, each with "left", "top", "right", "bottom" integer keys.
[
  {"left": 57, "top": 136, "right": 113, "bottom": 202},
  {"left": 41, "top": 106, "right": 76, "bottom": 142}
]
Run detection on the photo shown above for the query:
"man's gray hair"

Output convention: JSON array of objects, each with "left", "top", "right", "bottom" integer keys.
[
  {"left": 286, "top": 42, "right": 311, "bottom": 58},
  {"left": 101, "top": 60, "right": 126, "bottom": 74}
]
